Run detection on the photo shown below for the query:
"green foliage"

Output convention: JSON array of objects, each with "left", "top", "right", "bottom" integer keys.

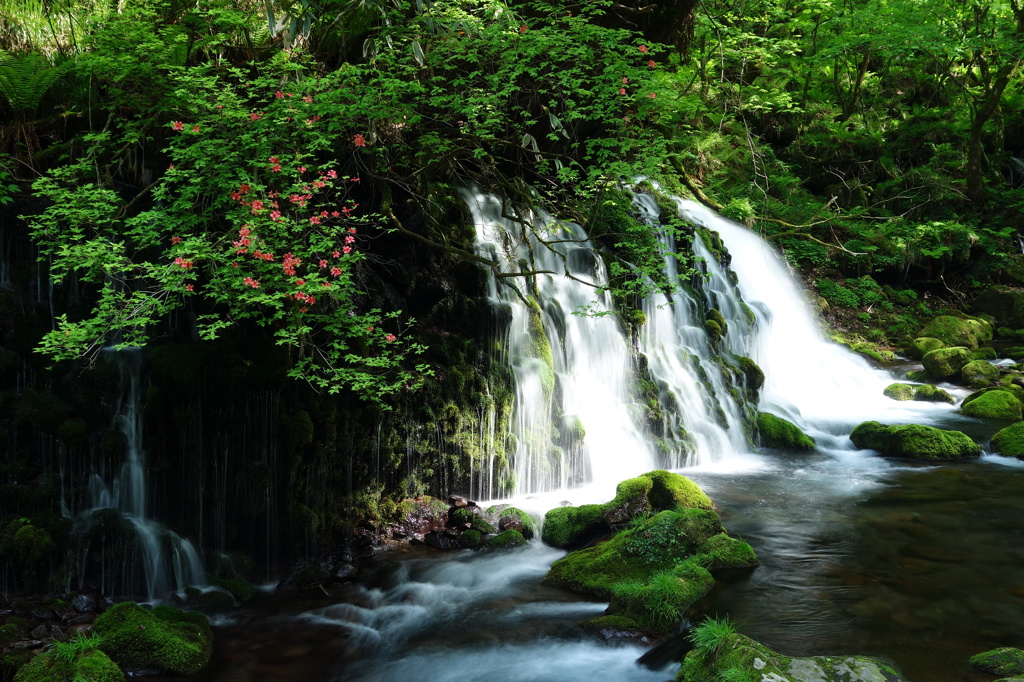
[
  {"left": 688, "top": 615, "right": 738, "bottom": 658},
  {"left": 49, "top": 632, "right": 105, "bottom": 665},
  {"left": 94, "top": 602, "right": 212, "bottom": 676}
]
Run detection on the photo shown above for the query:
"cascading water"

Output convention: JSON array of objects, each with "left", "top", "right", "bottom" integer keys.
[{"left": 75, "top": 349, "right": 205, "bottom": 602}]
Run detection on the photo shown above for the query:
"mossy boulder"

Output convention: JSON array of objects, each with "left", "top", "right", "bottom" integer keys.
[
  {"left": 1001, "top": 347, "right": 1024, "bottom": 360},
  {"left": 922, "top": 346, "right": 972, "bottom": 380},
  {"left": 850, "top": 421, "right": 980, "bottom": 461},
  {"left": 677, "top": 631, "right": 907, "bottom": 682},
  {"left": 94, "top": 602, "right": 213, "bottom": 675},
  {"left": 972, "top": 346, "right": 999, "bottom": 360},
  {"left": 961, "top": 360, "right": 1000, "bottom": 388},
  {"left": 991, "top": 422, "right": 1024, "bottom": 459},
  {"left": 882, "top": 382, "right": 958, "bottom": 403},
  {"left": 919, "top": 315, "right": 993, "bottom": 349},
  {"left": 493, "top": 506, "right": 538, "bottom": 539},
  {"left": 542, "top": 470, "right": 713, "bottom": 548},
  {"left": 14, "top": 648, "right": 123, "bottom": 682},
  {"left": 969, "top": 647, "right": 1024, "bottom": 677},
  {"left": 449, "top": 507, "right": 497, "bottom": 534},
  {"left": 736, "top": 356, "right": 765, "bottom": 394},
  {"left": 485, "top": 529, "right": 527, "bottom": 549},
  {"left": 960, "top": 389, "right": 1024, "bottom": 421},
  {"left": 544, "top": 508, "right": 756, "bottom": 635},
  {"left": 908, "top": 336, "right": 946, "bottom": 360},
  {"left": 756, "top": 412, "right": 814, "bottom": 450}
]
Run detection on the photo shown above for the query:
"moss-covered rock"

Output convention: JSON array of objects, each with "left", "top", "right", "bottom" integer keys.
[
  {"left": 541, "top": 471, "right": 712, "bottom": 549},
  {"left": 756, "top": 412, "right": 815, "bottom": 450},
  {"left": 922, "top": 346, "right": 972, "bottom": 380},
  {"left": 458, "top": 529, "right": 482, "bottom": 548},
  {"left": 736, "top": 356, "right": 765, "bottom": 394},
  {"left": 969, "top": 647, "right": 1024, "bottom": 677},
  {"left": 449, "top": 507, "right": 497, "bottom": 534},
  {"left": 485, "top": 529, "right": 527, "bottom": 549},
  {"left": 13, "top": 648, "right": 123, "bottom": 682},
  {"left": 883, "top": 383, "right": 915, "bottom": 401},
  {"left": 1001, "top": 347, "right": 1024, "bottom": 360},
  {"left": 94, "top": 602, "right": 212, "bottom": 675},
  {"left": 544, "top": 509, "right": 756, "bottom": 635},
  {"left": 991, "top": 422, "right": 1024, "bottom": 459},
  {"left": 972, "top": 346, "right": 999, "bottom": 361},
  {"left": 919, "top": 315, "right": 993, "bottom": 349},
  {"left": 494, "top": 507, "right": 538, "bottom": 540},
  {"left": 960, "top": 389, "right": 1024, "bottom": 421},
  {"left": 908, "top": 336, "right": 946, "bottom": 359},
  {"left": 961, "top": 359, "right": 1001, "bottom": 388},
  {"left": 850, "top": 421, "right": 980, "bottom": 461},
  {"left": 913, "top": 384, "right": 957, "bottom": 403},
  {"left": 677, "top": 631, "right": 908, "bottom": 682}
]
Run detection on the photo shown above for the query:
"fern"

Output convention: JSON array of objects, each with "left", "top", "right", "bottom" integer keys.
[{"left": 0, "top": 50, "right": 68, "bottom": 113}]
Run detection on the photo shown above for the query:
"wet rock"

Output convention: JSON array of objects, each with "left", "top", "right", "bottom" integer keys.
[
  {"left": 331, "top": 562, "right": 358, "bottom": 581},
  {"left": 423, "top": 530, "right": 462, "bottom": 551},
  {"left": 11, "top": 639, "right": 45, "bottom": 649},
  {"left": 970, "top": 647, "right": 1024, "bottom": 677},
  {"left": 71, "top": 592, "right": 99, "bottom": 614},
  {"left": 498, "top": 515, "right": 523, "bottom": 533},
  {"left": 30, "top": 607, "right": 56, "bottom": 621},
  {"left": 448, "top": 496, "right": 471, "bottom": 508},
  {"left": 850, "top": 421, "right": 980, "bottom": 461}
]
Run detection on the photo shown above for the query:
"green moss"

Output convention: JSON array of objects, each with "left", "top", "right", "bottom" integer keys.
[
  {"left": 968, "top": 647, "right": 1024, "bottom": 676},
  {"left": 972, "top": 346, "right": 998, "bottom": 360},
  {"left": 579, "top": 614, "right": 644, "bottom": 635},
  {"left": 991, "top": 422, "right": 1024, "bottom": 458},
  {"left": 922, "top": 346, "right": 972, "bottom": 379},
  {"left": 486, "top": 529, "right": 527, "bottom": 549},
  {"left": 14, "top": 648, "right": 123, "bottom": 682},
  {"left": 961, "top": 359, "right": 1000, "bottom": 387},
  {"left": 961, "top": 389, "right": 1024, "bottom": 421},
  {"left": 850, "top": 421, "right": 980, "bottom": 461},
  {"left": 919, "top": 315, "right": 993, "bottom": 349},
  {"left": 541, "top": 504, "right": 606, "bottom": 549},
  {"left": 496, "top": 507, "right": 538, "bottom": 539},
  {"left": 95, "top": 602, "right": 212, "bottom": 675},
  {"left": 698, "top": 533, "right": 759, "bottom": 569},
  {"left": 1001, "top": 347, "right": 1024, "bottom": 359},
  {"left": 703, "top": 319, "right": 723, "bottom": 346},
  {"left": 526, "top": 297, "right": 554, "bottom": 374},
  {"left": 735, "top": 356, "right": 764, "bottom": 393},
  {"left": 459, "top": 529, "right": 482, "bottom": 547},
  {"left": 905, "top": 369, "right": 930, "bottom": 382},
  {"left": 883, "top": 383, "right": 955, "bottom": 403},
  {"left": 883, "top": 383, "right": 916, "bottom": 401},
  {"left": 644, "top": 469, "right": 713, "bottom": 511},
  {"left": 707, "top": 309, "right": 727, "bottom": 337},
  {"left": 602, "top": 475, "right": 655, "bottom": 525},
  {"left": 908, "top": 336, "right": 946, "bottom": 359},
  {"left": 756, "top": 412, "right": 815, "bottom": 450},
  {"left": 207, "top": 576, "right": 254, "bottom": 603}
]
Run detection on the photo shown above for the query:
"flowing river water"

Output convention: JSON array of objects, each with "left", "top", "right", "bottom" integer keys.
[{"left": 169, "top": 192, "right": 1024, "bottom": 681}]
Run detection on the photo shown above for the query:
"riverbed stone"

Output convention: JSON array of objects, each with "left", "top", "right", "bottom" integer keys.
[
  {"left": 677, "top": 632, "right": 908, "bottom": 682},
  {"left": 908, "top": 337, "right": 946, "bottom": 359},
  {"left": 919, "top": 314, "right": 993, "bottom": 349},
  {"left": 961, "top": 359, "right": 1000, "bottom": 387},
  {"left": 756, "top": 412, "right": 815, "bottom": 450},
  {"left": 883, "top": 383, "right": 955, "bottom": 403},
  {"left": 969, "top": 647, "right": 1024, "bottom": 676},
  {"left": 922, "top": 346, "right": 972, "bottom": 380},
  {"left": 991, "top": 422, "right": 1024, "bottom": 458},
  {"left": 960, "top": 389, "right": 1024, "bottom": 421},
  {"left": 850, "top": 421, "right": 980, "bottom": 461}
]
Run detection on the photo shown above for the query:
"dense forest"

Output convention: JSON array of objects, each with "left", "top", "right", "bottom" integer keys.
[{"left": 1, "top": 0, "right": 1024, "bottom": 679}]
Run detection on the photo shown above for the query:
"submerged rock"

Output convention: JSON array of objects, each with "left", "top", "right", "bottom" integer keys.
[
  {"left": 850, "top": 421, "right": 980, "bottom": 461},
  {"left": 677, "top": 631, "right": 908, "bottom": 682},
  {"left": 991, "top": 422, "right": 1024, "bottom": 459}
]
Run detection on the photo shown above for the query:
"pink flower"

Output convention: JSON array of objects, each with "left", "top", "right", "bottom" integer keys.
[
  {"left": 239, "top": 226, "right": 251, "bottom": 236},
  {"left": 270, "top": 210, "right": 281, "bottom": 220},
  {"left": 174, "top": 257, "right": 192, "bottom": 269},
  {"left": 327, "top": 169, "right": 337, "bottom": 179},
  {"left": 172, "top": 121, "right": 184, "bottom": 131},
  {"left": 649, "top": 92, "right": 656, "bottom": 99},
  {"left": 638, "top": 44, "right": 648, "bottom": 53},
  {"left": 330, "top": 266, "right": 341, "bottom": 276},
  {"left": 622, "top": 77, "right": 628, "bottom": 84},
  {"left": 302, "top": 95, "right": 313, "bottom": 103},
  {"left": 322, "top": 281, "right": 331, "bottom": 288},
  {"left": 171, "top": 236, "right": 182, "bottom": 245},
  {"left": 319, "top": 259, "right": 328, "bottom": 268},
  {"left": 331, "top": 211, "right": 340, "bottom": 218},
  {"left": 310, "top": 215, "right": 321, "bottom": 225},
  {"left": 385, "top": 333, "right": 396, "bottom": 342},
  {"left": 185, "top": 284, "right": 194, "bottom": 292},
  {"left": 192, "top": 125, "right": 200, "bottom": 132},
  {"left": 250, "top": 200, "right": 264, "bottom": 213},
  {"left": 275, "top": 90, "right": 284, "bottom": 99},
  {"left": 244, "top": 276, "right": 259, "bottom": 288},
  {"left": 648, "top": 60, "right": 656, "bottom": 68},
  {"left": 239, "top": 184, "right": 251, "bottom": 195},
  {"left": 250, "top": 112, "right": 261, "bottom": 121},
  {"left": 168, "top": 164, "right": 175, "bottom": 170},
  {"left": 332, "top": 250, "right": 341, "bottom": 258},
  {"left": 354, "top": 134, "right": 366, "bottom": 147},
  {"left": 519, "top": 25, "right": 528, "bottom": 33},
  {"left": 348, "top": 227, "right": 357, "bottom": 233},
  {"left": 619, "top": 88, "right": 626, "bottom": 95},
  {"left": 295, "top": 279, "right": 305, "bottom": 287},
  {"left": 345, "top": 235, "right": 355, "bottom": 244},
  {"left": 269, "top": 156, "right": 278, "bottom": 163},
  {"left": 343, "top": 246, "right": 352, "bottom": 254},
  {"left": 271, "top": 164, "right": 282, "bottom": 172},
  {"left": 298, "top": 166, "right": 306, "bottom": 173}
]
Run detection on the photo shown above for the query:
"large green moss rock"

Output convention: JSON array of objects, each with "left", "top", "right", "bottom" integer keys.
[
  {"left": 919, "top": 315, "right": 993, "bottom": 349},
  {"left": 969, "top": 647, "right": 1024, "bottom": 677},
  {"left": 677, "top": 631, "right": 908, "bottom": 682},
  {"left": 541, "top": 470, "right": 712, "bottom": 549},
  {"left": 960, "top": 389, "right": 1024, "bottom": 421},
  {"left": 756, "top": 412, "right": 815, "bottom": 450},
  {"left": 95, "top": 602, "right": 213, "bottom": 675},
  {"left": 884, "top": 383, "right": 956, "bottom": 403},
  {"left": 13, "top": 649, "right": 123, "bottom": 682},
  {"left": 991, "top": 422, "right": 1024, "bottom": 459},
  {"left": 544, "top": 508, "right": 756, "bottom": 635},
  {"left": 850, "top": 421, "right": 980, "bottom": 461},
  {"left": 908, "top": 336, "right": 946, "bottom": 360},
  {"left": 486, "top": 529, "right": 527, "bottom": 549},
  {"left": 961, "top": 360, "right": 1000, "bottom": 388},
  {"left": 493, "top": 506, "right": 538, "bottom": 539},
  {"left": 922, "top": 346, "right": 972, "bottom": 380}
]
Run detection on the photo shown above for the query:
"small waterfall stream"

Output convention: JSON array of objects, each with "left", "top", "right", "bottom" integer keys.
[{"left": 76, "top": 349, "right": 206, "bottom": 602}]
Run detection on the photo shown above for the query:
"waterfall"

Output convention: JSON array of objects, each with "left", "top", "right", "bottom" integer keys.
[
  {"left": 76, "top": 349, "right": 205, "bottom": 602},
  {"left": 469, "top": 185, "right": 956, "bottom": 499}
]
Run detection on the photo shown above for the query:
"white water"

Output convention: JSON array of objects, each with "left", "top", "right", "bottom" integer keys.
[{"left": 76, "top": 349, "right": 205, "bottom": 601}]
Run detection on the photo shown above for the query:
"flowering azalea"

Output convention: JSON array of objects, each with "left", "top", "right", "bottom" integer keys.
[
  {"left": 250, "top": 112, "right": 261, "bottom": 121},
  {"left": 319, "top": 259, "right": 328, "bottom": 268},
  {"left": 639, "top": 44, "right": 648, "bottom": 53},
  {"left": 270, "top": 210, "right": 281, "bottom": 220},
  {"left": 648, "top": 60, "right": 656, "bottom": 68},
  {"left": 185, "top": 284, "right": 194, "bottom": 292},
  {"left": 172, "top": 121, "right": 184, "bottom": 131},
  {"left": 343, "top": 246, "right": 352, "bottom": 254},
  {"left": 330, "top": 266, "right": 341, "bottom": 276},
  {"left": 385, "top": 333, "right": 397, "bottom": 342},
  {"left": 622, "top": 77, "right": 629, "bottom": 84},
  {"left": 295, "top": 279, "right": 305, "bottom": 287},
  {"left": 354, "top": 134, "right": 366, "bottom": 147},
  {"left": 192, "top": 125, "right": 200, "bottom": 132},
  {"left": 349, "top": 227, "right": 357, "bottom": 233},
  {"left": 239, "top": 184, "right": 251, "bottom": 195},
  {"left": 174, "top": 257, "right": 192, "bottom": 269},
  {"left": 298, "top": 166, "right": 306, "bottom": 173},
  {"left": 244, "top": 277, "right": 259, "bottom": 288},
  {"left": 332, "top": 250, "right": 341, "bottom": 258},
  {"left": 520, "top": 25, "right": 528, "bottom": 33},
  {"left": 619, "top": 88, "right": 626, "bottom": 95},
  {"left": 327, "top": 169, "right": 338, "bottom": 179},
  {"left": 649, "top": 92, "right": 656, "bottom": 99},
  {"left": 345, "top": 235, "right": 355, "bottom": 244},
  {"left": 302, "top": 95, "right": 313, "bottom": 103},
  {"left": 275, "top": 90, "right": 284, "bottom": 99},
  {"left": 171, "top": 236, "right": 182, "bottom": 245}
]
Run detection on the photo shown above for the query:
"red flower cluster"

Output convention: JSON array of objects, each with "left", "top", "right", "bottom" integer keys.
[
  {"left": 244, "top": 276, "right": 259, "bottom": 288},
  {"left": 174, "top": 257, "right": 192, "bottom": 269}
]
